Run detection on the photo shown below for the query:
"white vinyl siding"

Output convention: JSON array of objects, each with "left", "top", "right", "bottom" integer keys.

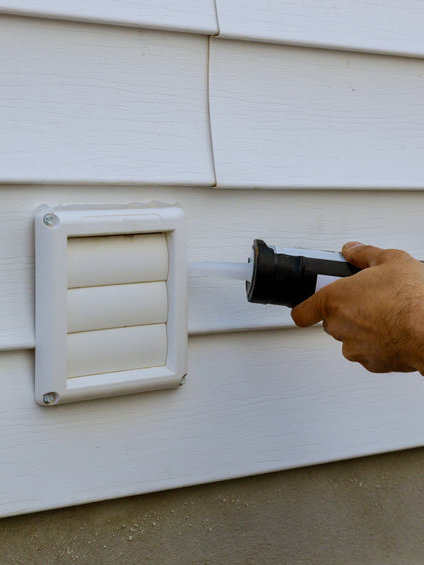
[
  {"left": 0, "top": 17, "right": 214, "bottom": 185},
  {"left": 214, "top": 0, "right": 424, "bottom": 58},
  {"left": 0, "top": 0, "right": 218, "bottom": 34},
  {"left": 2, "top": 186, "right": 424, "bottom": 351},
  {"left": 2, "top": 329, "right": 424, "bottom": 517},
  {"left": 209, "top": 38, "right": 424, "bottom": 189}
]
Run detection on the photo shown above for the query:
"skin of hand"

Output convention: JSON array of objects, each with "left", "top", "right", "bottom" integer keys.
[{"left": 291, "top": 242, "right": 424, "bottom": 374}]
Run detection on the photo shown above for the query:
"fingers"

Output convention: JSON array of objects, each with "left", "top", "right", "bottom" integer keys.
[
  {"left": 342, "top": 343, "right": 390, "bottom": 371},
  {"left": 342, "top": 341, "right": 417, "bottom": 373},
  {"left": 359, "top": 360, "right": 415, "bottom": 373},
  {"left": 342, "top": 242, "right": 409, "bottom": 269},
  {"left": 291, "top": 289, "right": 327, "bottom": 327},
  {"left": 341, "top": 242, "right": 385, "bottom": 268},
  {"left": 323, "top": 319, "right": 345, "bottom": 342},
  {"left": 342, "top": 342, "right": 366, "bottom": 363}
]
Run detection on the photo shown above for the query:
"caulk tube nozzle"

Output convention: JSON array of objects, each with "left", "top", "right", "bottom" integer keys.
[
  {"left": 246, "top": 239, "right": 359, "bottom": 308},
  {"left": 246, "top": 240, "right": 305, "bottom": 307}
]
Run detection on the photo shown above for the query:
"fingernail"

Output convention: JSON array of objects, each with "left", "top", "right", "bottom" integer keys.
[{"left": 343, "top": 241, "right": 364, "bottom": 250}]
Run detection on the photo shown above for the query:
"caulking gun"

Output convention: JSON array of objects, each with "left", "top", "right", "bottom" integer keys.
[{"left": 189, "top": 239, "right": 359, "bottom": 308}]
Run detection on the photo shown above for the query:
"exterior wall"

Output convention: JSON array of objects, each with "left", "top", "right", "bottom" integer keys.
[{"left": 0, "top": 6, "right": 424, "bottom": 519}]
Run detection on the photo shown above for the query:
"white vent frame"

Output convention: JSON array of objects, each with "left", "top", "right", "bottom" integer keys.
[{"left": 35, "top": 204, "right": 187, "bottom": 406}]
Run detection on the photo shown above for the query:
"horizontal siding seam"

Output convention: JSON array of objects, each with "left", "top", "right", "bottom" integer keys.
[
  {"left": 4, "top": 183, "right": 424, "bottom": 190},
  {"left": 214, "top": 185, "right": 424, "bottom": 191},
  {"left": 0, "top": 180, "right": 217, "bottom": 187},
  {"left": 6, "top": 9, "right": 424, "bottom": 59},
  {"left": 215, "top": 32, "right": 424, "bottom": 61},
  {"left": 0, "top": 322, "right": 297, "bottom": 352},
  {"left": 0, "top": 8, "right": 219, "bottom": 35}
]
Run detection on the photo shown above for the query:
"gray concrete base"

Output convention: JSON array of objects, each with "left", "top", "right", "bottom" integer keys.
[{"left": 2, "top": 448, "right": 424, "bottom": 564}]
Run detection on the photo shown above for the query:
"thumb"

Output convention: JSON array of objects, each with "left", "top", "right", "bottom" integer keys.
[
  {"left": 291, "top": 288, "right": 327, "bottom": 327},
  {"left": 341, "top": 242, "right": 386, "bottom": 269}
]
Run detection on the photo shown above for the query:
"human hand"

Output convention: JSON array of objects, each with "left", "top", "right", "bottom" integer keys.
[{"left": 291, "top": 243, "right": 424, "bottom": 374}]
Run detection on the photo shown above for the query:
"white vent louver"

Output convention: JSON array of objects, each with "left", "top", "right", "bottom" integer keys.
[{"left": 35, "top": 205, "right": 187, "bottom": 406}]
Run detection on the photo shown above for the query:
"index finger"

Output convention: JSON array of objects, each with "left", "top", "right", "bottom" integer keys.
[{"left": 291, "top": 288, "right": 327, "bottom": 327}]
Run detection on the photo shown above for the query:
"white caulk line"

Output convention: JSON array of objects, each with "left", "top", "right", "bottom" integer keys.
[{"left": 188, "top": 261, "right": 253, "bottom": 281}]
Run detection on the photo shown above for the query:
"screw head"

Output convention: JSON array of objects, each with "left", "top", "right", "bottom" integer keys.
[
  {"left": 43, "top": 213, "right": 57, "bottom": 227},
  {"left": 43, "top": 392, "right": 58, "bottom": 405}
]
